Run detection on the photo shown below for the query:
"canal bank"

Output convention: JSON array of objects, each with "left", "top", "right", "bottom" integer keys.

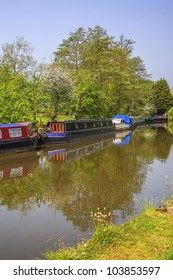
[{"left": 45, "top": 201, "right": 173, "bottom": 260}]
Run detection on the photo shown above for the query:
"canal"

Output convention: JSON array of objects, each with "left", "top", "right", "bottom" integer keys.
[{"left": 0, "top": 124, "right": 173, "bottom": 259}]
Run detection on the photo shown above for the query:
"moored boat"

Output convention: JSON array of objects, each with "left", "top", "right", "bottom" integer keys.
[
  {"left": 46, "top": 119, "right": 114, "bottom": 143},
  {"left": 130, "top": 116, "right": 144, "bottom": 126},
  {"left": 0, "top": 122, "right": 37, "bottom": 153},
  {"left": 153, "top": 114, "right": 168, "bottom": 122},
  {"left": 144, "top": 114, "right": 168, "bottom": 124},
  {"left": 112, "top": 114, "right": 132, "bottom": 131}
]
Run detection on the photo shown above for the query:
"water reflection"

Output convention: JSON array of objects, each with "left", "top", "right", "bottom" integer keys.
[
  {"left": 113, "top": 130, "right": 132, "bottom": 146},
  {"left": 46, "top": 134, "right": 114, "bottom": 162},
  {"left": 0, "top": 152, "right": 38, "bottom": 181},
  {"left": 0, "top": 125, "right": 173, "bottom": 259}
]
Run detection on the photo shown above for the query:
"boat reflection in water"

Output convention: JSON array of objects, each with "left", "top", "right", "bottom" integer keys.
[
  {"left": 0, "top": 130, "right": 132, "bottom": 182},
  {"left": 113, "top": 130, "right": 132, "bottom": 146},
  {"left": 46, "top": 130, "right": 133, "bottom": 162},
  {"left": 47, "top": 134, "right": 115, "bottom": 162},
  {"left": 0, "top": 152, "right": 38, "bottom": 181}
]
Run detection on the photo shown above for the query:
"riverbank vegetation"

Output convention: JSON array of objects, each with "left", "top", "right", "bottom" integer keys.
[
  {"left": 0, "top": 26, "right": 173, "bottom": 124},
  {"left": 45, "top": 201, "right": 173, "bottom": 260}
]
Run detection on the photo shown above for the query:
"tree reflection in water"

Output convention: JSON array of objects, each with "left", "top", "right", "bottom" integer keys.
[{"left": 1, "top": 126, "right": 173, "bottom": 231}]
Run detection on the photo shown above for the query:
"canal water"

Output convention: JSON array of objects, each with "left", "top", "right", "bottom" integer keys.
[{"left": 0, "top": 124, "right": 173, "bottom": 260}]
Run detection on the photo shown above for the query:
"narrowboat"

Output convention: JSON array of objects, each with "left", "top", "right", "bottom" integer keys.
[
  {"left": 46, "top": 119, "right": 115, "bottom": 143},
  {"left": 0, "top": 122, "right": 38, "bottom": 153},
  {"left": 144, "top": 114, "right": 168, "bottom": 124},
  {"left": 153, "top": 114, "right": 168, "bottom": 122},
  {"left": 130, "top": 116, "right": 144, "bottom": 126},
  {"left": 112, "top": 115, "right": 132, "bottom": 131}
]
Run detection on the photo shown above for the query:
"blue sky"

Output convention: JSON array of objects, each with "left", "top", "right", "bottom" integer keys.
[{"left": 0, "top": 0, "right": 173, "bottom": 87}]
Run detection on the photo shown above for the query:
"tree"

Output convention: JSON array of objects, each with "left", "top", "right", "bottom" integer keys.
[
  {"left": 43, "top": 66, "right": 74, "bottom": 117},
  {"left": 152, "top": 78, "right": 173, "bottom": 115},
  {"left": 72, "top": 83, "right": 101, "bottom": 118},
  {"left": 53, "top": 26, "right": 152, "bottom": 118},
  {"left": 0, "top": 36, "right": 36, "bottom": 76},
  {"left": 0, "top": 66, "right": 30, "bottom": 122},
  {"left": 54, "top": 27, "right": 86, "bottom": 72},
  {"left": 0, "top": 65, "right": 48, "bottom": 123}
]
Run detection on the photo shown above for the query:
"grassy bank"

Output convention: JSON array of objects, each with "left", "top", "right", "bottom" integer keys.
[{"left": 45, "top": 203, "right": 173, "bottom": 260}]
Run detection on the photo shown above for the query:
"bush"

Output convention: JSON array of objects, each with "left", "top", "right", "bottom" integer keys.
[{"left": 168, "top": 107, "right": 173, "bottom": 121}]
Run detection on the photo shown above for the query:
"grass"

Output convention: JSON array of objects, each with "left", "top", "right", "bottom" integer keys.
[{"left": 44, "top": 204, "right": 173, "bottom": 260}]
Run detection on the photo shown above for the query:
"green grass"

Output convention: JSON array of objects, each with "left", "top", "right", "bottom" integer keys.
[{"left": 44, "top": 205, "right": 173, "bottom": 260}]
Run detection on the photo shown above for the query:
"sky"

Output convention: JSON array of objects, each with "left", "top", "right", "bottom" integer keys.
[{"left": 0, "top": 0, "right": 173, "bottom": 87}]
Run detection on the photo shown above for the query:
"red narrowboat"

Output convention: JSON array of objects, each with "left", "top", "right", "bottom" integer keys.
[{"left": 0, "top": 122, "right": 37, "bottom": 153}]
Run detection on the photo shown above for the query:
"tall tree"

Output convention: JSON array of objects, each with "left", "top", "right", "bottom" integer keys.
[
  {"left": 53, "top": 26, "right": 152, "bottom": 118},
  {"left": 0, "top": 36, "right": 36, "bottom": 76},
  {"left": 54, "top": 27, "right": 86, "bottom": 72},
  {"left": 152, "top": 78, "right": 173, "bottom": 115}
]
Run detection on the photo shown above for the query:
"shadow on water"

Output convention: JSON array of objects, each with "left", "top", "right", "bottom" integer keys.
[{"left": 0, "top": 124, "right": 173, "bottom": 259}]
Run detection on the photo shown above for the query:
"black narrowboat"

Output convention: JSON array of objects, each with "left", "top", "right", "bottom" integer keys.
[{"left": 46, "top": 119, "right": 115, "bottom": 143}]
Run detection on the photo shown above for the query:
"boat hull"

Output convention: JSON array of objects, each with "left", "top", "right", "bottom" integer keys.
[
  {"left": 46, "top": 129, "right": 115, "bottom": 144},
  {"left": 46, "top": 119, "right": 115, "bottom": 144},
  {"left": 0, "top": 136, "right": 37, "bottom": 154}
]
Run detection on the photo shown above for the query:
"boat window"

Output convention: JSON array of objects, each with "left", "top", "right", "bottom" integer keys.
[
  {"left": 9, "top": 128, "right": 22, "bottom": 138},
  {"left": 51, "top": 123, "right": 64, "bottom": 132},
  {"left": 0, "top": 130, "right": 2, "bottom": 139},
  {"left": 59, "top": 123, "right": 64, "bottom": 132},
  {"left": 75, "top": 123, "right": 78, "bottom": 129},
  {"left": 54, "top": 124, "right": 57, "bottom": 132}
]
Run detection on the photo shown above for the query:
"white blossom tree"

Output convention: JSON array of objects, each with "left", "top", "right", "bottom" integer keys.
[{"left": 43, "top": 66, "right": 74, "bottom": 117}]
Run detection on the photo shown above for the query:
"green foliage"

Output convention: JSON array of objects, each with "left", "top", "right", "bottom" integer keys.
[
  {"left": 152, "top": 78, "right": 173, "bottom": 115},
  {"left": 72, "top": 83, "right": 102, "bottom": 118},
  {"left": 54, "top": 26, "right": 152, "bottom": 118},
  {"left": 1, "top": 36, "right": 36, "bottom": 76},
  {"left": 0, "top": 65, "right": 49, "bottom": 123},
  {"left": 0, "top": 28, "right": 172, "bottom": 123},
  {"left": 168, "top": 107, "right": 173, "bottom": 121}
]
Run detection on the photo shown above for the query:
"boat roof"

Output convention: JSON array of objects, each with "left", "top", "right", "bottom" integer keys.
[
  {"left": 112, "top": 115, "right": 132, "bottom": 125},
  {"left": 48, "top": 119, "right": 111, "bottom": 124},
  {"left": 0, "top": 122, "right": 31, "bottom": 128}
]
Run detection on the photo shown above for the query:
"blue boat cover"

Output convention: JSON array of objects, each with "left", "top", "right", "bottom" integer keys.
[{"left": 112, "top": 114, "right": 132, "bottom": 125}]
